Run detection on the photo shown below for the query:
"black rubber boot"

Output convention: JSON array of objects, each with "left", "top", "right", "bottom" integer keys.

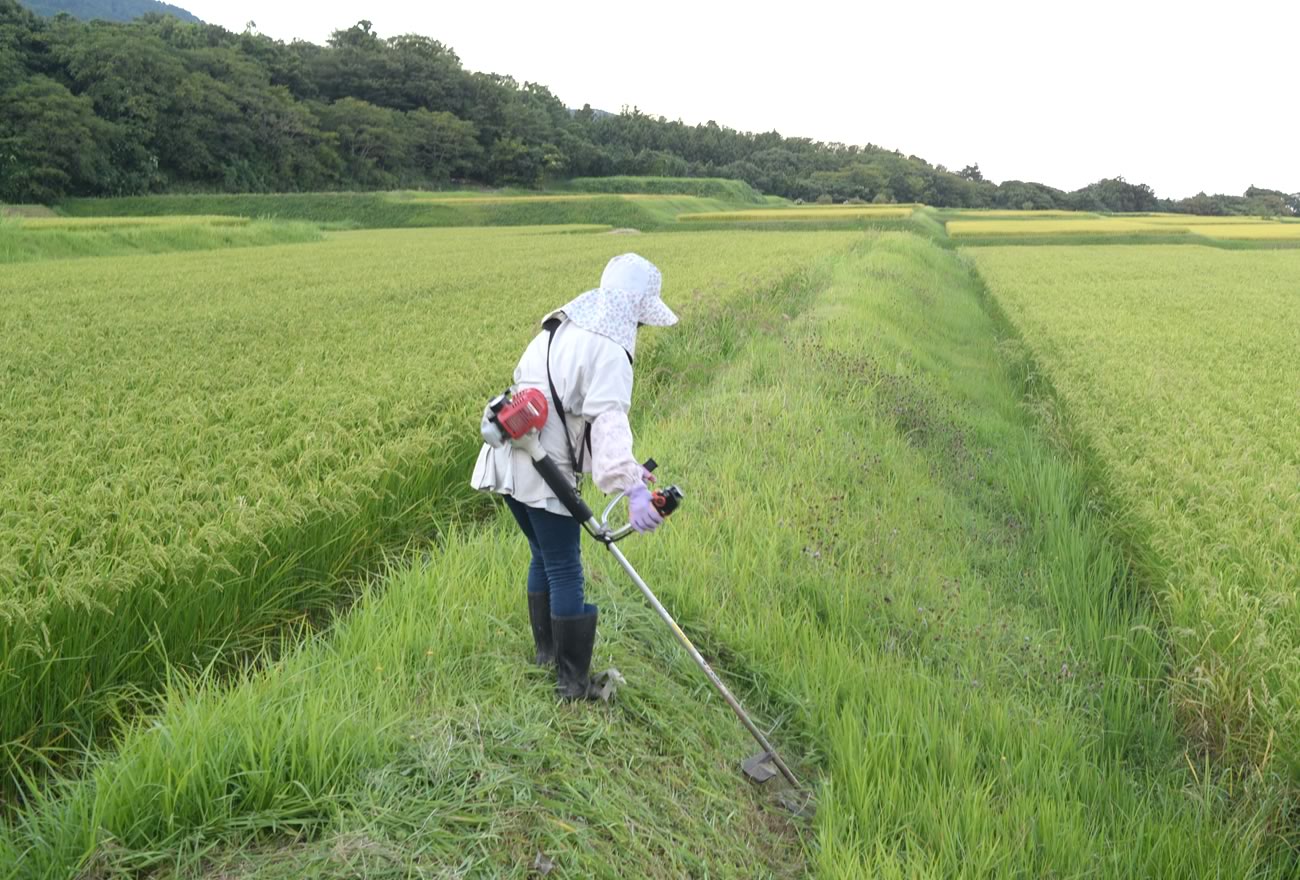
[
  {"left": 552, "top": 605, "right": 600, "bottom": 700},
  {"left": 527, "top": 592, "right": 555, "bottom": 666}
]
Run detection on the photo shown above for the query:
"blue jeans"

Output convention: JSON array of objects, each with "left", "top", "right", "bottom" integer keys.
[{"left": 504, "top": 496, "right": 588, "bottom": 617}]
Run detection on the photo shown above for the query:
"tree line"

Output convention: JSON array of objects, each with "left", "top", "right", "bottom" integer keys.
[{"left": 1, "top": 3, "right": 1295, "bottom": 215}]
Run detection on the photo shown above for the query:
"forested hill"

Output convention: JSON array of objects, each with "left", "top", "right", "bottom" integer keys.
[
  {"left": 19, "top": 0, "right": 200, "bottom": 24},
  {"left": 0, "top": 1, "right": 1294, "bottom": 215}
]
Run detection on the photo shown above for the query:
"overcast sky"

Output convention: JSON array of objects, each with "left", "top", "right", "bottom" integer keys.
[{"left": 179, "top": 0, "right": 1298, "bottom": 199}]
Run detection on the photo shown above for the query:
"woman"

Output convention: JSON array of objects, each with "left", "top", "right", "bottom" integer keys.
[{"left": 472, "top": 253, "right": 677, "bottom": 700}]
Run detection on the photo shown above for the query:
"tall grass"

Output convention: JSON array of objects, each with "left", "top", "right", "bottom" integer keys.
[
  {"left": 0, "top": 533, "right": 812, "bottom": 879},
  {"left": 0, "top": 225, "right": 859, "bottom": 796}
]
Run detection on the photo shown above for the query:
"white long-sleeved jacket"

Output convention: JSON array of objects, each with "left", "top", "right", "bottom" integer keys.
[{"left": 471, "top": 319, "right": 643, "bottom": 516}]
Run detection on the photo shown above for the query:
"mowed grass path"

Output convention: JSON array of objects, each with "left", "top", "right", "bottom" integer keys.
[
  {"left": 2, "top": 235, "right": 1286, "bottom": 878},
  {"left": 0, "top": 226, "right": 858, "bottom": 794},
  {"left": 970, "top": 245, "right": 1300, "bottom": 792}
]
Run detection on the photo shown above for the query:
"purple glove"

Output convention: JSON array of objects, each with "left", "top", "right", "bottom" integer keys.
[{"left": 627, "top": 483, "right": 663, "bottom": 534}]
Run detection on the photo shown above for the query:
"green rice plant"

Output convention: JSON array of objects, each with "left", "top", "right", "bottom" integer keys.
[
  {"left": 0, "top": 225, "right": 860, "bottom": 794},
  {"left": 2, "top": 234, "right": 1288, "bottom": 877},
  {"left": 969, "top": 245, "right": 1300, "bottom": 792}
]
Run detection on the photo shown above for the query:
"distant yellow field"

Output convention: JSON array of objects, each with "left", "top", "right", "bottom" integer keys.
[
  {"left": 947, "top": 218, "right": 1168, "bottom": 236},
  {"left": 682, "top": 206, "right": 913, "bottom": 222},
  {"left": 1133, "top": 214, "right": 1277, "bottom": 226},
  {"left": 947, "top": 210, "right": 1098, "bottom": 220},
  {"left": 948, "top": 214, "right": 1300, "bottom": 239},
  {"left": 1190, "top": 223, "right": 1300, "bottom": 240}
]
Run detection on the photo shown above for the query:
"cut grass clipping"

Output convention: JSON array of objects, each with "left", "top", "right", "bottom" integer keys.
[
  {"left": 0, "top": 225, "right": 859, "bottom": 796},
  {"left": 969, "top": 245, "right": 1300, "bottom": 795},
  {"left": 3, "top": 234, "right": 1289, "bottom": 878}
]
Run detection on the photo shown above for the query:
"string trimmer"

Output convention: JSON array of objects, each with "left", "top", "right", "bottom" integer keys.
[{"left": 481, "top": 388, "right": 804, "bottom": 794}]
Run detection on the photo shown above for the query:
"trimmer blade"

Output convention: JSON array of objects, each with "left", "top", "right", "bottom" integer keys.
[{"left": 742, "top": 751, "right": 779, "bottom": 783}]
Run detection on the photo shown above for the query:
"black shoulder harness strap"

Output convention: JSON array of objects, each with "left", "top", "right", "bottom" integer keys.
[{"left": 542, "top": 318, "right": 590, "bottom": 484}]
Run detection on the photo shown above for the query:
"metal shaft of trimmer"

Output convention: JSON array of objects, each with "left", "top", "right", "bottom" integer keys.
[
  {"left": 517, "top": 433, "right": 800, "bottom": 789},
  {"left": 604, "top": 541, "right": 801, "bottom": 789}
]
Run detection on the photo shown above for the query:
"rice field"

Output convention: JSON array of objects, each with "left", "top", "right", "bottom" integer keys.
[
  {"left": 0, "top": 224, "right": 858, "bottom": 792},
  {"left": 4, "top": 186, "right": 1300, "bottom": 877},
  {"left": 958, "top": 210, "right": 1098, "bottom": 219},
  {"left": 681, "top": 205, "right": 914, "bottom": 222},
  {"left": 2, "top": 233, "right": 1288, "bottom": 878},
  {"left": 968, "top": 245, "right": 1300, "bottom": 787},
  {"left": 947, "top": 214, "right": 1300, "bottom": 240},
  {"left": 1130, "top": 214, "right": 1281, "bottom": 225},
  {"left": 947, "top": 218, "right": 1166, "bottom": 236},
  {"left": 1188, "top": 223, "right": 1300, "bottom": 239}
]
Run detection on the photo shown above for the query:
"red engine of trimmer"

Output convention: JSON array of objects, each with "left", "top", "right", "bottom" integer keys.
[
  {"left": 480, "top": 387, "right": 679, "bottom": 521},
  {"left": 482, "top": 387, "right": 549, "bottom": 447}
]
